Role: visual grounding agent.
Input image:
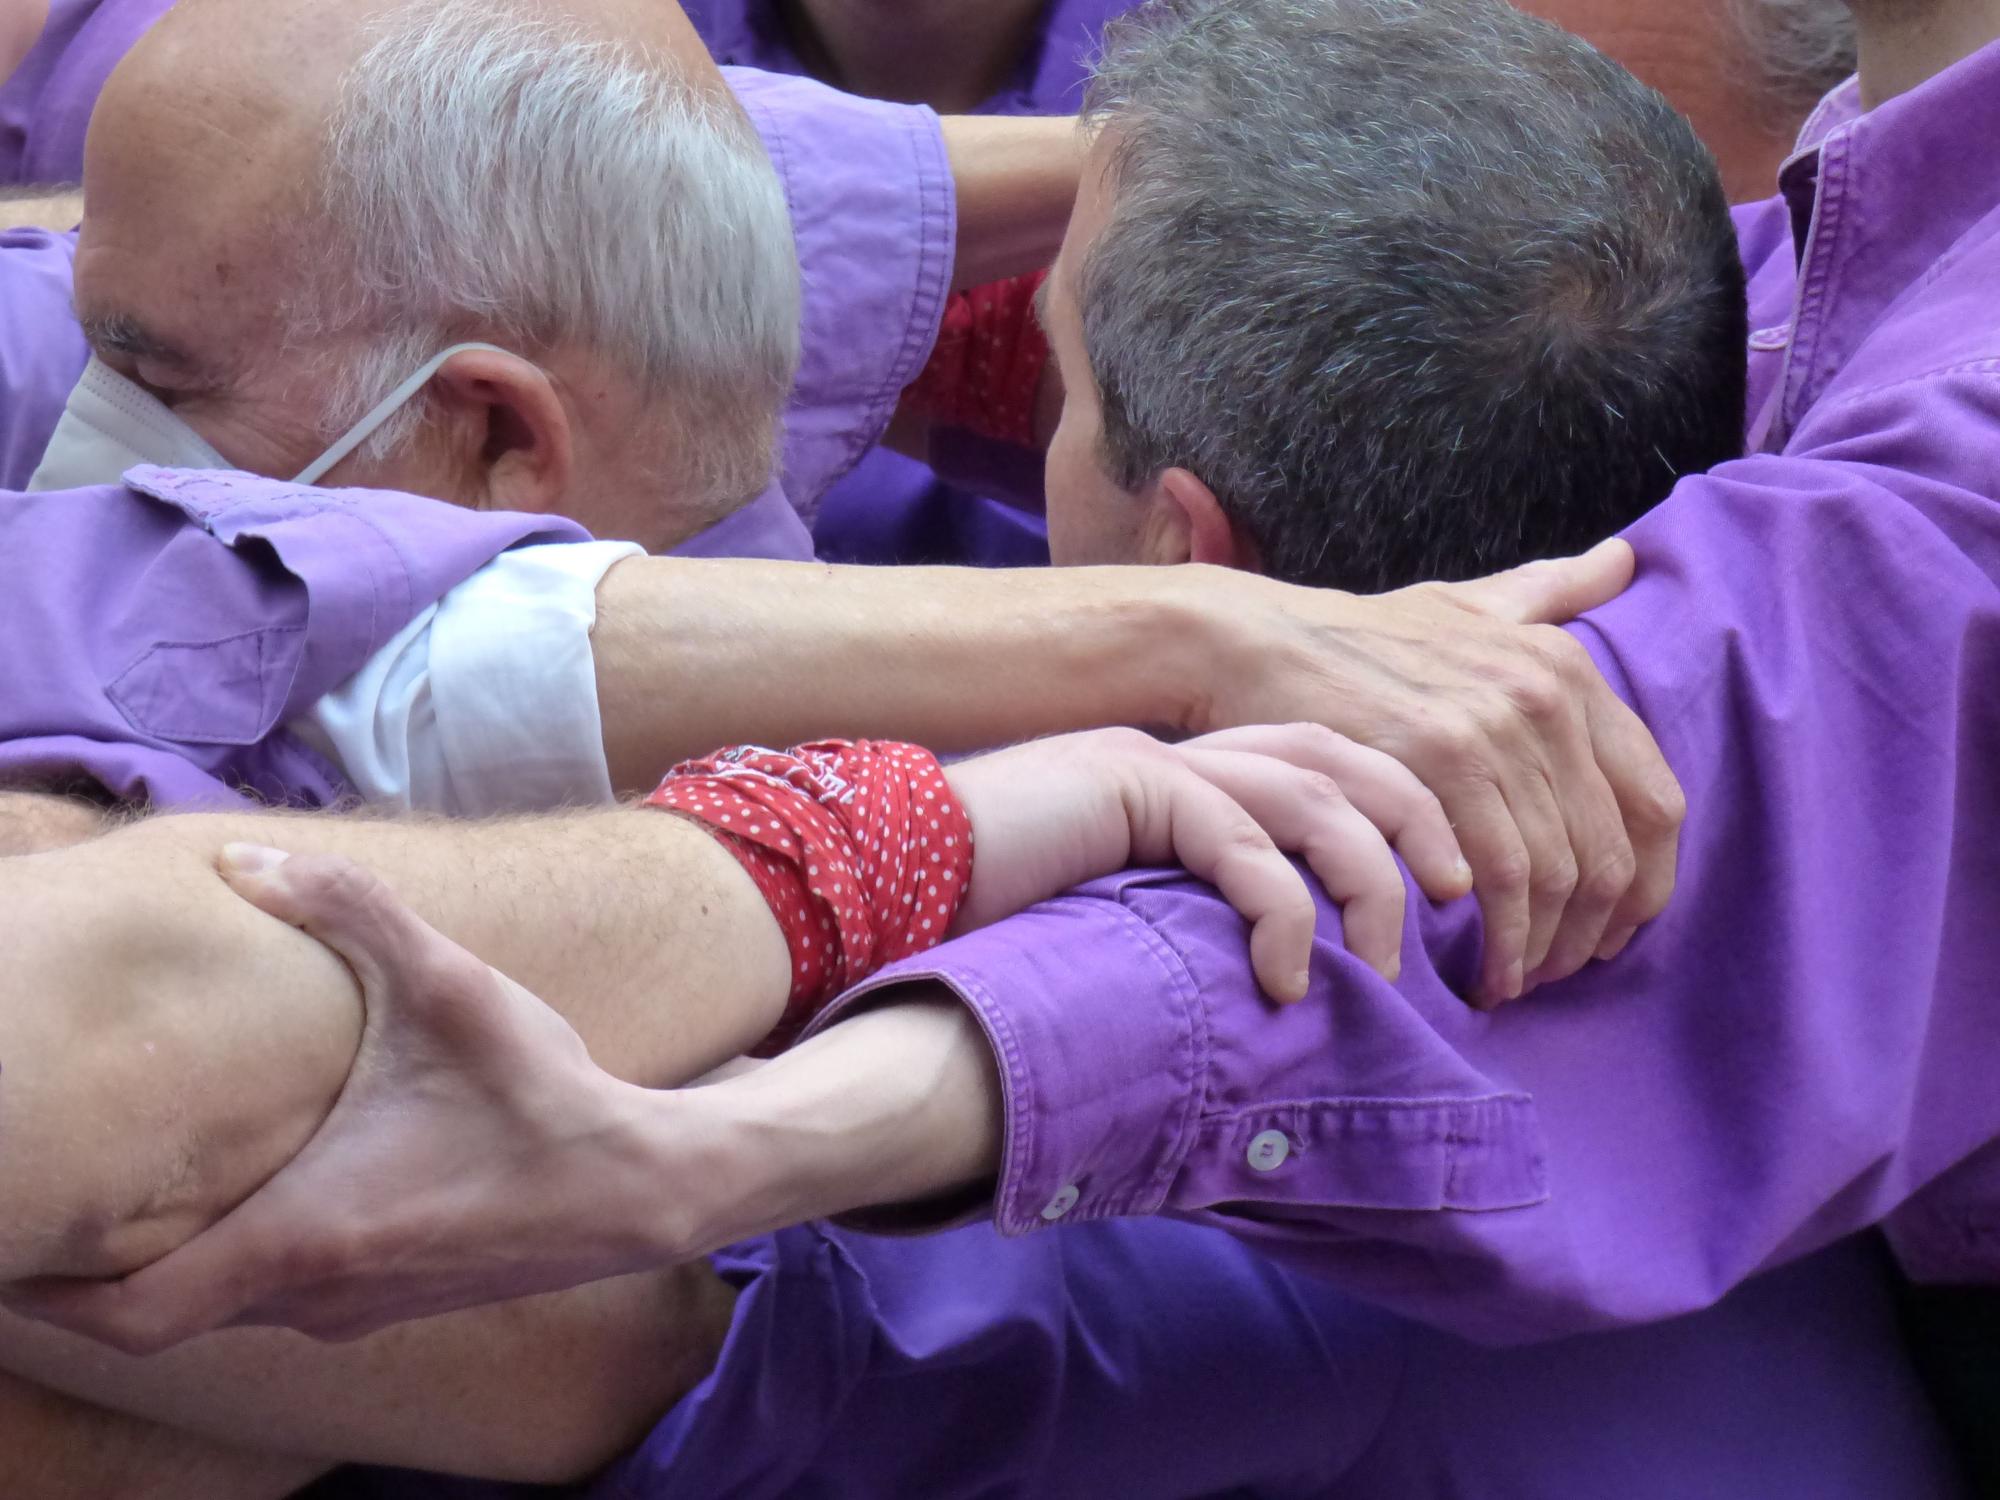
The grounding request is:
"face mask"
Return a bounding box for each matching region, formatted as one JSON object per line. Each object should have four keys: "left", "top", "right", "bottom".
{"left": 28, "top": 341, "right": 512, "bottom": 493}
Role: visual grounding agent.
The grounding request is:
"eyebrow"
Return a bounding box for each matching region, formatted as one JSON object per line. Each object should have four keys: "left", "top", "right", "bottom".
{"left": 74, "top": 309, "right": 201, "bottom": 372}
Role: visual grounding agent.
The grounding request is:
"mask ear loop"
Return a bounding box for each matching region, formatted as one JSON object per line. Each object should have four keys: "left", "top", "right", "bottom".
{"left": 293, "top": 341, "right": 514, "bottom": 486}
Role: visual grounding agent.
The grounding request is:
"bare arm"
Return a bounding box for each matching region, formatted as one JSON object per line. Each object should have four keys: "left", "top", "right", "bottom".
{"left": 940, "top": 114, "right": 1081, "bottom": 288}
{"left": 0, "top": 804, "right": 788, "bottom": 1282}
{"left": 590, "top": 546, "right": 1684, "bottom": 1001}
{"left": 0, "top": 1267, "right": 735, "bottom": 1484}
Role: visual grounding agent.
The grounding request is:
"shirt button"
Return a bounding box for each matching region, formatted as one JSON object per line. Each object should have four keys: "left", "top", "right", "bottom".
{"left": 1040, "top": 1185, "right": 1081, "bottom": 1221}
{"left": 1247, "top": 1130, "right": 1291, "bottom": 1172}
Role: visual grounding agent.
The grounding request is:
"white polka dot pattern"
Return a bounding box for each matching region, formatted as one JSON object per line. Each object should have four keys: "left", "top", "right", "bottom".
{"left": 645, "top": 741, "right": 974, "bottom": 1051}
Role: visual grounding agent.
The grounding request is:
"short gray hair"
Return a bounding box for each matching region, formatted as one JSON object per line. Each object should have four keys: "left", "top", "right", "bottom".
{"left": 1078, "top": 0, "right": 1746, "bottom": 591}
{"left": 1728, "top": 0, "right": 1857, "bottom": 122}
{"left": 289, "top": 0, "right": 799, "bottom": 516}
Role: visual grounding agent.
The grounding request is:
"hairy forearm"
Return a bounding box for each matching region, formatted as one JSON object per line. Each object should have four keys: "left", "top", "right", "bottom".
{"left": 0, "top": 1267, "right": 734, "bottom": 1483}
{"left": 941, "top": 114, "right": 1081, "bottom": 287}
{"left": 592, "top": 556, "right": 1212, "bottom": 792}
{"left": 0, "top": 807, "right": 786, "bottom": 1280}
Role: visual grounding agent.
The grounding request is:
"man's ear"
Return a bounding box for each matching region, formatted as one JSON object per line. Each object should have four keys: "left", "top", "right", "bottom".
{"left": 1139, "top": 466, "right": 1250, "bottom": 569}
{"left": 425, "top": 348, "right": 575, "bottom": 514}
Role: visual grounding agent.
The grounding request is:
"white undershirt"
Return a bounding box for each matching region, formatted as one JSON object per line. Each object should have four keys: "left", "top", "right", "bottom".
{"left": 288, "top": 541, "right": 643, "bottom": 815}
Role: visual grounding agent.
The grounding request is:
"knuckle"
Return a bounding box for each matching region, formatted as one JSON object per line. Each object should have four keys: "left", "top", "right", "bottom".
{"left": 1635, "top": 775, "right": 1688, "bottom": 832}
{"left": 1484, "top": 847, "right": 1534, "bottom": 895}
{"left": 1295, "top": 770, "right": 1350, "bottom": 808}
{"left": 1579, "top": 843, "right": 1638, "bottom": 904}
{"left": 1530, "top": 854, "right": 1580, "bottom": 899}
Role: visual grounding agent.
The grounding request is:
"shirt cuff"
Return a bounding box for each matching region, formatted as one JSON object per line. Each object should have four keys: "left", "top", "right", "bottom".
{"left": 806, "top": 895, "right": 1204, "bottom": 1237}
{"left": 427, "top": 540, "right": 641, "bottom": 814}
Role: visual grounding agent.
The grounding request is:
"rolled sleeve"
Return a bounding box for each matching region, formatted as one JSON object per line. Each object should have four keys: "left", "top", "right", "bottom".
{"left": 824, "top": 869, "right": 1547, "bottom": 1250}
{"left": 725, "top": 66, "right": 954, "bottom": 515}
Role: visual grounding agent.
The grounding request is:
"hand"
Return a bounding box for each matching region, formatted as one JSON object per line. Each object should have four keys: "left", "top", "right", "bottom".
{"left": 1189, "top": 539, "right": 1684, "bottom": 1005}
{"left": 1, "top": 847, "right": 695, "bottom": 1353}
{"left": 946, "top": 723, "right": 1466, "bottom": 999}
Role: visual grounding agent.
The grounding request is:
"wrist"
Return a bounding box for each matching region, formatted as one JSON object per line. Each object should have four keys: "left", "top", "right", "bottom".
{"left": 677, "top": 996, "right": 1003, "bottom": 1245}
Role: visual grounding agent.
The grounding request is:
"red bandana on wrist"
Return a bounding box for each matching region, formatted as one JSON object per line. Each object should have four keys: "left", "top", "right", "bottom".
{"left": 901, "top": 268, "right": 1051, "bottom": 447}
{"left": 646, "top": 740, "right": 974, "bottom": 1050}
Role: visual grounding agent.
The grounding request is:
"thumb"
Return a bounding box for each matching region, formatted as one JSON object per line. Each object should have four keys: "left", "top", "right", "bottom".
{"left": 1439, "top": 537, "right": 1636, "bottom": 625}
{"left": 217, "top": 846, "right": 425, "bottom": 997}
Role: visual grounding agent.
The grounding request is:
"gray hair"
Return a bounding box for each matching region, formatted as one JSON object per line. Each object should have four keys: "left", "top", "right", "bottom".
{"left": 1728, "top": 0, "right": 1857, "bottom": 122}
{"left": 1078, "top": 0, "right": 1746, "bottom": 591}
{"left": 288, "top": 0, "right": 800, "bottom": 516}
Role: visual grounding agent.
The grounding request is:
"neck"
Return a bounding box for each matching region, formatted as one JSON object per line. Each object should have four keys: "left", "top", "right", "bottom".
{"left": 1853, "top": 0, "right": 2000, "bottom": 107}
{"left": 779, "top": 0, "right": 1048, "bottom": 112}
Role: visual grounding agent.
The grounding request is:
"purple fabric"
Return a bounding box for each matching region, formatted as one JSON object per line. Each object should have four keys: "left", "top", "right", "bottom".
{"left": 320, "top": 1225, "right": 1955, "bottom": 1499}
{"left": 0, "top": 466, "right": 583, "bottom": 808}
{"left": 0, "top": 0, "right": 172, "bottom": 185}
{"left": 0, "top": 228, "right": 84, "bottom": 490}
{"left": 722, "top": 66, "right": 954, "bottom": 537}
{"left": 822, "top": 40, "right": 2000, "bottom": 1347}
{"left": 692, "top": 0, "right": 1140, "bottom": 567}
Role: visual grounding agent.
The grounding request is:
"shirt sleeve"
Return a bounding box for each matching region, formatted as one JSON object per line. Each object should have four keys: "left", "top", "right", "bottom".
{"left": 814, "top": 366, "right": 2000, "bottom": 1346}
{"left": 723, "top": 65, "right": 954, "bottom": 519}
{"left": 0, "top": 227, "right": 87, "bottom": 491}
{"left": 289, "top": 540, "right": 641, "bottom": 816}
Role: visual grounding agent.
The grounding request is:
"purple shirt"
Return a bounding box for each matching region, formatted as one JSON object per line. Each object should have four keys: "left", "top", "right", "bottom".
{"left": 0, "top": 51, "right": 950, "bottom": 563}
{"left": 327, "top": 1225, "right": 1954, "bottom": 1500}
{"left": 0, "top": 0, "right": 171, "bottom": 185}
{"left": 825, "top": 39, "right": 2000, "bottom": 1346}
{"left": 0, "top": 466, "right": 583, "bottom": 807}
{"left": 691, "top": 0, "right": 1138, "bottom": 568}
{"left": 0, "top": 227, "right": 82, "bottom": 491}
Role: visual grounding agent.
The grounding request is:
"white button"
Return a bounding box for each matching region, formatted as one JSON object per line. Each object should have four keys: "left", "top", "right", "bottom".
{"left": 1247, "top": 1130, "right": 1291, "bottom": 1172}
{"left": 1040, "top": 1185, "right": 1081, "bottom": 1221}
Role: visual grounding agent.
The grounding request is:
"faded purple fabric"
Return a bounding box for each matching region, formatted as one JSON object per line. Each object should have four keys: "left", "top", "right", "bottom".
{"left": 0, "top": 227, "right": 83, "bottom": 490}
{"left": 824, "top": 39, "right": 2000, "bottom": 1346}
{"left": 0, "top": 0, "right": 171, "bottom": 185}
{"left": 321, "top": 1224, "right": 1956, "bottom": 1499}
{"left": 0, "top": 466, "right": 583, "bottom": 807}
{"left": 692, "top": 0, "right": 1139, "bottom": 567}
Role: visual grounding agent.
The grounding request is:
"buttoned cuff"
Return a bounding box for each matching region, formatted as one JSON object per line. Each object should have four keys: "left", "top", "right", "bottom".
{"left": 806, "top": 895, "right": 1203, "bottom": 1237}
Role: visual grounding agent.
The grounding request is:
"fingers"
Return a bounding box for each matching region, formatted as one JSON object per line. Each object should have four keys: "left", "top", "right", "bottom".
{"left": 1175, "top": 746, "right": 1407, "bottom": 980}
{"left": 217, "top": 844, "right": 417, "bottom": 997}
{"left": 1428, "top": 773, "right": 1532, "bottom": 1005}
{"left": 1441, "top": 538, "right": 1636, "bottom": 625}
{"left": 1136, "top": 764, "right": 1319, "bottom": 1002}
{"left": 1586, "top": 686, "right": 1685, "bottom": 952}
{"left": 1182, "top": 724, "right": 1469, "bottom": 903}
{"left": 0, "top": 1199, "right": 293, "bottom": 1355}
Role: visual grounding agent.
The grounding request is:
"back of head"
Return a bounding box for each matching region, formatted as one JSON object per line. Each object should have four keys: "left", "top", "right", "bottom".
{"left": 1080, "top": 0, "right": 1747, "bottom": 591}
{"left": 290, "top": 0, "right": 800, "bottom": 515}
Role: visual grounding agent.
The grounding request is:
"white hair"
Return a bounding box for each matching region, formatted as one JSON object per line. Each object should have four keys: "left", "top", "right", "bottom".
{"left": 289, "top": 0, "right": 799, "bottom": 514}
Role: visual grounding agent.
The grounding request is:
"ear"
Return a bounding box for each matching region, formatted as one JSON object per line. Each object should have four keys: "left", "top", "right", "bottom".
{"left": 425, "top": 348, "right": 575, "bottom": 515}
{"left": 1139, "top": 466, "right": 1251, "bottom": 570}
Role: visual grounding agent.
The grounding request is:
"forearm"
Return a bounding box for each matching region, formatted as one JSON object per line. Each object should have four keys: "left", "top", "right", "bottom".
{"left": 592, "top": 555, "right": 1214, "bottom": 791}
{"left": 940, "top": 114, "right": 1081, "bottom": 287}
{"left": 0, "top": 1266, "right": 734, "bottom": 1483}
{"left": 0, "top": 807, "right": 787, "bottom": 1280}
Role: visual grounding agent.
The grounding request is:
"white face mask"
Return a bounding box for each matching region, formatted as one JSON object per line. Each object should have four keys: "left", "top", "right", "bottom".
{"left": 27, "top": 341, "right": 512, "bottom": 493}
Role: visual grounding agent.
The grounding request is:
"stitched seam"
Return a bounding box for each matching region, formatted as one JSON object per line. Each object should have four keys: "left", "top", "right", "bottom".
{"left": 835, "top": 107, "right": 953, "bottom": 485}
{"left": 1093, "top": 895, "right": 1208, "bottom": 1219}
